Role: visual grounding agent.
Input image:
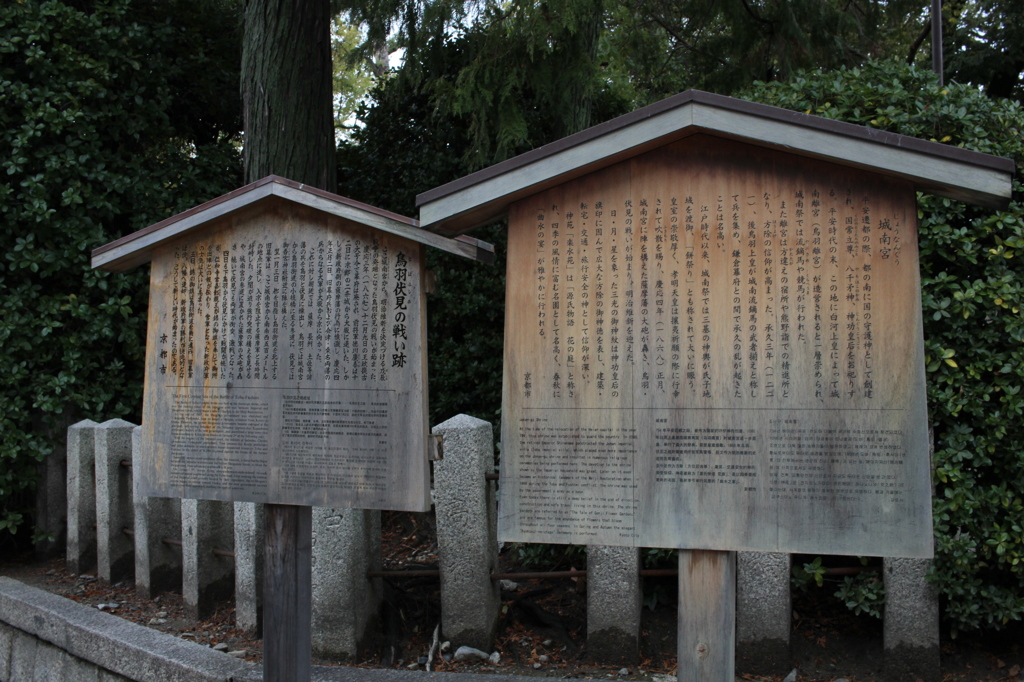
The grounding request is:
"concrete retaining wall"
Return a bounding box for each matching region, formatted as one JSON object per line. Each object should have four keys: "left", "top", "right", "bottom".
{"left": 0, "top": 577, "right": 255, "bottom": 682}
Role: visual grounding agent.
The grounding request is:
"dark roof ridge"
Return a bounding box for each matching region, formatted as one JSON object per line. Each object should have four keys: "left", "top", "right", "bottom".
{"left": 416, "top": 89, "right": 1015, "bottom": 208}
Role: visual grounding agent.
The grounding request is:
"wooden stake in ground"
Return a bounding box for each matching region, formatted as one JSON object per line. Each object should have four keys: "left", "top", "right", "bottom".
{"left": 263, "top": 505, "right": 312, "bottom": 681}
{"left": 677, "top": 550, "right": 736, "bottom": 682}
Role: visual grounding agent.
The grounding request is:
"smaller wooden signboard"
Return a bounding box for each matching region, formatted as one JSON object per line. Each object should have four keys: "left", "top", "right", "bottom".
{"left": 92, "top": 176, "right": 493, "bottom": 512}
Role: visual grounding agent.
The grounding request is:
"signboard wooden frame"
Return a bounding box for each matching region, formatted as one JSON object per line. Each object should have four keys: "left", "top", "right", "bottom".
{"left": 93, "top": 176, "right": 494, "bottom": 512}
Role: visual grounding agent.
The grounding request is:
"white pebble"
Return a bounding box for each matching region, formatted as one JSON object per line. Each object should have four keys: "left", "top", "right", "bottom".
{"left": 454, "top": 646, "right": 491, "bottom": 662}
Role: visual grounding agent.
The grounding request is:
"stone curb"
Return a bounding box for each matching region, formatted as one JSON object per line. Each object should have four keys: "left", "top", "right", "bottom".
{"left": 0, "top": 577, "right": 255, "bottom": 681}
{"left": 1, "top": 577, "right": 594, "bottom": 682}
{"left": 239, "top": 668, "right": 568, "bottom": 682}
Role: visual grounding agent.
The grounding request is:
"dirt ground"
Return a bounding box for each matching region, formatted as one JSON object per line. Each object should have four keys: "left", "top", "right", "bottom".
{"left": 2, "top": 511, "right": 1021, "bottom": 682}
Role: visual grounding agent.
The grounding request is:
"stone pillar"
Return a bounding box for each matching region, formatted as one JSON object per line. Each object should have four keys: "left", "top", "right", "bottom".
{"left": 586, "top": 546, "right": 641, "bottom": 664}
{"left": 66, "top": 420, "right": 99, "bottom": 574}
{"left": 132, "top": 426, "right": 182, "bottom": 598}
{"left": 883, "top": 557, "right": 940, "bottom": 682}
{"left": 94, "top": 419, "right": 136, "bottom": 584}
{"left": 736, "top": 551, "right": 791, "bottom": 674}
{"left": 311, "top": 508, "right": 382, "bottom": 661}
{"left": 234, "top": 501, "right": 264, "bottom": 634}
{"left": 432, "top": 414, "right": 500, "bottom": 650}
{"left": 181, "top": 499, "right": 235, "bottom": 620}
{"left": 34, "top": 412, "right": 75, "bottom": 560}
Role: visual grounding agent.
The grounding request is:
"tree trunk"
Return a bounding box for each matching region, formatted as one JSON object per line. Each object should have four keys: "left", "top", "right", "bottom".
{"left": 242, "top": 0, "right": 336, "bottom": 190}
{"left": 563, "top": 0, "right": 604, "bottom": 138}
{"left": 239, "top": 3, "right": 334, "bottom": 677}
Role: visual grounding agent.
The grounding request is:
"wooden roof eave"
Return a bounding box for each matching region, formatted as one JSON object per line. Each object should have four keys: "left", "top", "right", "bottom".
{"left": 91, "top": 176, "right": 495, "bottom": 273}
{"left": 415, "top": 92, "right": 1015, "bottom": 236}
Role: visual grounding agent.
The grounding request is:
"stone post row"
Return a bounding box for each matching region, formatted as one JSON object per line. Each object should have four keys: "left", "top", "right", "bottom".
{"left": 883, "top": 557, "right": 940, "bottom": 682}
{"left": 432, "top": 414, "right": 500, "bottom": 651}
{"left": 587, "top": 545, "right": 642, "bottom": 664}
{"left": 311, "top": 508, "right": 382, "bottom": 661}
{"left": 736, "top": 551, "right": 791, "bottom": 674}
{"left": 64, "top": 417, "right": 939, "bottom": 678}
{"left": 234, "top": 502, "right": 264, "bottom": 634}
{"left": 132, "top": 426, "right": 182, "bottom": 599}
{"left": 66, "top": 420, "right": 99, "bottom": 575}
{"left": 182, "top": 499, "right": 235, "bottom": 620}
{"left": 94, "top": 419, "right": 135, "bottom": 584}
{"left": 34, "top": 412, "right": 77, "bottom": 560}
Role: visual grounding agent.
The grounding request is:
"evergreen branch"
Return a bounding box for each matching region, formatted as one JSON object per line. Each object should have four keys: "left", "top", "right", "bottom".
{"left": 738, "top": 0, "right": 772, "bottom": 27}
{"left": 906, "top": 16, "right": 931, "bottom": 64}
{"left": 647, "top": 13, "right": 729, "bottom": 68}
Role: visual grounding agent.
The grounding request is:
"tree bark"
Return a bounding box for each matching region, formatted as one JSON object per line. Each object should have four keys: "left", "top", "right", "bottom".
{"left": 240, "top": 3, "right": 333, "bottom": 677}
{"left": 242, "top": 0, "right": 336, "bottom": 190}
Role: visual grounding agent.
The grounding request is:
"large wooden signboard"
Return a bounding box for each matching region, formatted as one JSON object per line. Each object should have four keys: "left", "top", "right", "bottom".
{"left": 499, "top": 135, "right": 933, "bottom": 557}
{"left": 139, "top": 200, "right": 430, "bottom": 511}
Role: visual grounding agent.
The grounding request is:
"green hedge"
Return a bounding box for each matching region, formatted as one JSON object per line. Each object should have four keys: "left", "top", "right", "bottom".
{"left": 0, "top": 0, "right": 243, "bottom": 540}
{"left": 743, "top": 60, "right": 1024, "bottom": 634}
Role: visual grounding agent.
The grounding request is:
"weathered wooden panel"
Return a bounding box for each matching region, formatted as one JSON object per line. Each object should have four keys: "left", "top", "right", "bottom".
{"left": 141, "top": 199, "right": 430, "bottom": 511}
{"left": 498, "top": 134, "right": 932, "bottom": 557}
{"left": 264, "top": 504, "right": 312, "bottom": 681}
{"left": 678, "top": 550, "right": 736, "bottom": 682}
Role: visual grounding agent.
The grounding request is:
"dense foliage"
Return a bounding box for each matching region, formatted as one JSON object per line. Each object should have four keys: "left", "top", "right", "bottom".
{"left": 336, "top": 0, "right": 1024, "bottom": 161}
{"left": 338, "top": 52, "right": 508, "bottom": 428}
{"left": 0, "top": 0, "right": 243, "bottom": 541}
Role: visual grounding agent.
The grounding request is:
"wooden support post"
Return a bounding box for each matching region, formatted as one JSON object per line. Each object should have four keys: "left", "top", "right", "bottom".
{"left": 263, "top": 504, "right": 312, "bottom": 681}
{"left": 678, "top": 550, "right": 736, "bottom": 682}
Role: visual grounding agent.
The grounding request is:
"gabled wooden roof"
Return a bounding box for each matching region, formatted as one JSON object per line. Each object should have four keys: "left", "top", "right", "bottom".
{"left": 416, "top": 89, "right": 1015, "bottom": 236}
{"left": 92, "top": 175, "right": 495, "bottom": 272}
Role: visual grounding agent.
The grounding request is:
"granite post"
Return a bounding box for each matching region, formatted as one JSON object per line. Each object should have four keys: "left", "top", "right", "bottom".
{"left": 311, "top": 508, "right": 382, "bottom": 661}
{"left": 181, "top": 499, "right": 235, "bottom": 620}
{"left": 94, "top": 419, "right": 136, "bottom": 584}
{"left": 234, "top": 501, "right": 264, "bottom": 634}
{"left": 66, "top": 420, "right": 99, "bottom": 574}
{"left": 34, "top": 412, "right": 75, "bottom": 560}
{"left": 736, "top": 551, "right": 791, "bottom": 674}
{"left": 883, "top": 557, "right": 940, "bottom": 682}
{"left": 432, "top": 414, "right": 500, "bottom": 650}
{"left": 586, "top": 545, "right": 642, "bottom": 664}
{"left": 884, "top": 426, "right": 939, "bottom": 681}
{"left": 132, "top": 426, "right": 182, "bottom": 598}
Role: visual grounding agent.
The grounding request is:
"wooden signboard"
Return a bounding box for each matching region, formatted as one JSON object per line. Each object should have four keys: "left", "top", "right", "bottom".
{"left": 95, "top": 178, "right": 493, "bottom": 512}
{"left": 94, "top": 177, "right": 495, "bottom": 682}
{"left": 499, "top": 135, "right": 932, "bottom": 557}
{"left": 137, "top": 199, "right": 430, "bottom": 510}
{"left": 417, "top": 90, "right": 1012, "bottom": 680}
